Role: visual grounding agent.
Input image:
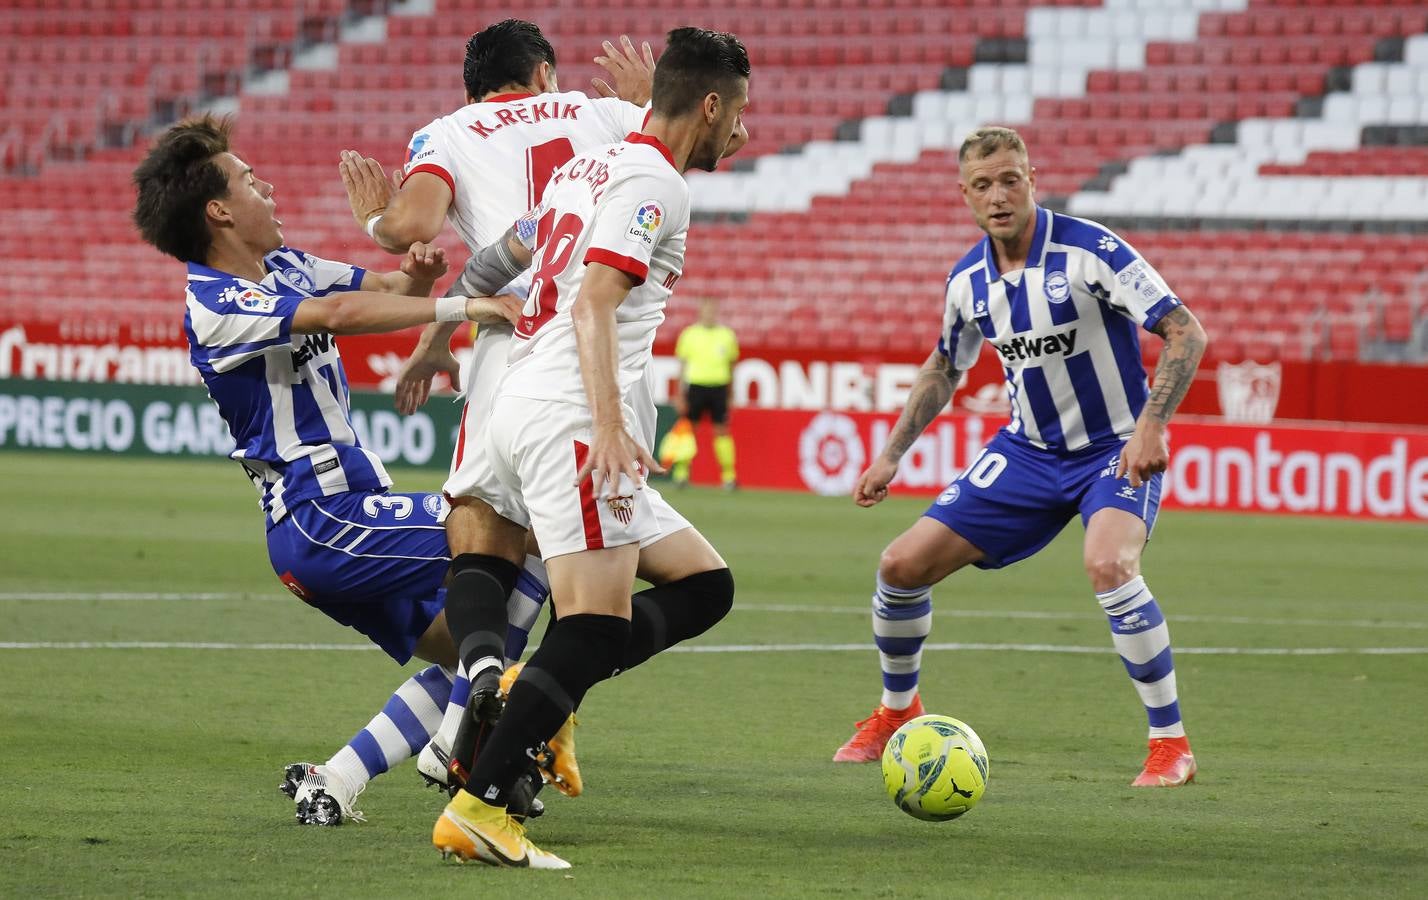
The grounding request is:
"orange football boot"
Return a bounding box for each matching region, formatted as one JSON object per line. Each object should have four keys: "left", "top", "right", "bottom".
{"left": 832, "top": 696, "right": 925, "bottom": 763}
{"left": 500, "top": 663, "right": 583, "bottom": 797}
{"left": 1132, "top": 736, "right": 1197, "bottom": 787}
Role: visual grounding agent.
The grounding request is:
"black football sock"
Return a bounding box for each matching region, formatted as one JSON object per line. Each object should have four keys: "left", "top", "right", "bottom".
{"left": 623, "top": 568, "right": 735, "bottom": 671}
{"left": 444, "top": 553, "right": 519, "bottom": 679}
{"left": 465, "top": 613, "right": 630, "bottom": 806}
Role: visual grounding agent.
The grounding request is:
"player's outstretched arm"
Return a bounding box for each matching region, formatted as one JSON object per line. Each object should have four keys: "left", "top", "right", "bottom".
{"left": 291, "top": 290, "right": 520, "bottom": 337}
{"left": 1118, "top": 306, "right": 1208, "bottom": 487}
{"left": 393, "top": 229, "right": 535, "bottom": 414}
{"left": 340, "top": 149, "right": 450, "bottom": 254}
{"left": 854, "top": 349, "right": 960, "bottom": 507}
{"left": 572, "top": 263, "right": 665, "bottom": 496}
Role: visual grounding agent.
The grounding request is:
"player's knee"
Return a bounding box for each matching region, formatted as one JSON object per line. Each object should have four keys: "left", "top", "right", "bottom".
{"left": 879, "top": 546, "right": 930, "bottom": 590}
{"left": 1084, "top": 554, "right": 1139, "bottom": 593}
{"left": 685, "top": 566, "right": 735, "bottom": 627}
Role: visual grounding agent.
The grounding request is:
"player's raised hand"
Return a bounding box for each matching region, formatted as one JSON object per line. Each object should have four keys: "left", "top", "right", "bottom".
{"left": 577, "top": 422, "right": 666, "bottom": 499}
{"left": 339, "top": 149, "right": 396, "bottom": 232}
{"left": 592, "top": 36, "right": 656, "bottom": 105}
{"left": 394, "top": 343, "right": 461, "bottom": 415}
{"left": 401, "top": 242, "right": 448, "bottom": 283}
{"left": 1116, "top": 423, "right": 1170, "bottom": 489}
{"left": 854, "top": 456, "right": 900, "bottom": 507}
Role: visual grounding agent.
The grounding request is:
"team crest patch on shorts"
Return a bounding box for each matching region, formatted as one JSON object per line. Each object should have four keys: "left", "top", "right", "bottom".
{"left": 423, "top": 493, "right": 446, "bottom": 518}
{"left": 936, "top": 484, "right": 961, "bottom": 506}
{"left": 607, "top": 495, "right": 635, "bottom": 525}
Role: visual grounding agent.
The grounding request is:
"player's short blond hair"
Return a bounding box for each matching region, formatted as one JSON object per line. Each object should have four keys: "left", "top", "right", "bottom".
{"left": 958, "top": 127, "right": 1029, "bottom": 165}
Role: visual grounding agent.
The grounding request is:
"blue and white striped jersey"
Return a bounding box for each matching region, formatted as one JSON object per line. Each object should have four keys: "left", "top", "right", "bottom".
{"left": 184, "top": 247, "right": 391, "bottom": 527}
{"left": 939, "top": 207, "right": 1182, "bottom": 453}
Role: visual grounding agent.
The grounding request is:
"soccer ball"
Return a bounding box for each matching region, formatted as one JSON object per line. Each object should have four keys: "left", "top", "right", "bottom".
{"left": 881, "top": 715, "right": 989, "bottom": 821}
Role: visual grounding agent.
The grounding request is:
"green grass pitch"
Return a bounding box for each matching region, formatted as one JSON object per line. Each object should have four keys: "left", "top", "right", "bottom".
{"left": 2, "top": 452, "right": 1426, "bottom": 897}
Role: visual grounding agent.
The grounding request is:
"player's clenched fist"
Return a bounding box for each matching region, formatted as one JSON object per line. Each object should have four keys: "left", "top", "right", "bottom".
{"left": 1116, "top": 424, "right": 1170, "bottom": 489}
{"left": 401, "top": 242, "right": 448, "bottom": 283}
{"left": 854, "top": 456, "right": 900, "bottom": 507}
{"left": 465, "top": 294, "right": 523, "bottom": 326}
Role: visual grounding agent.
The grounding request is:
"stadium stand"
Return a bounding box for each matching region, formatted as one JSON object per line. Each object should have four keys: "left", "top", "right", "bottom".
{"left": 1, "top": 0, "right": 1424, "bottom": 365}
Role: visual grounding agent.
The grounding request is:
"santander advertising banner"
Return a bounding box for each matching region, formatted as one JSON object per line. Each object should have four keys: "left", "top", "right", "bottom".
{"left": 682, "top": 409, "right": 1428, "bottom": 523}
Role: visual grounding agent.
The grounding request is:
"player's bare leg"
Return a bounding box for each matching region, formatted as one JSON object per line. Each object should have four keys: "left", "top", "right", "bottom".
{"left": 835, "top": 518, "right": 985, "bottom": 762}
{"left": 411, "top": 610, "right": 458, "bottom": 667}
{"left": 1084, "top": 508, "right": 1195, "bottom": 786}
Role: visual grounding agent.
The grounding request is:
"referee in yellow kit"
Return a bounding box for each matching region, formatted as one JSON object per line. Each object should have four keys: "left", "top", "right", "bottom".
{"left": 674, "top": 298, "right": 740, "bottom": 489}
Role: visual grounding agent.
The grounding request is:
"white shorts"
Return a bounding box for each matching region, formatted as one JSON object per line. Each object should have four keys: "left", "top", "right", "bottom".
{"left": 480, "top": 395, "right": 691, "bottom": 560}
{"left": 442, "top": 324, "right": 525, "bottom": 521}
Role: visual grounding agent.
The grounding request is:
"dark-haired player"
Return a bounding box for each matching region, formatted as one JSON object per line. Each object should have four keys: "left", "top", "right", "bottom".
{"left": 429, "top": 26, "right": 750, "bottom": 869}
{"left": 131, "top": 116, "right": 521, "bottom": 825}
{"left": 336, "top": 20, "right": 743, "bottom": 800}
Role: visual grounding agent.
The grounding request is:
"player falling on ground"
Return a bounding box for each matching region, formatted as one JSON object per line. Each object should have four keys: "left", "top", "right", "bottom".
{"left": 131, "top": 116, "right": 525, "bottom": 824}
{"left": 333, "top": 20, "right": 665, "bottom": 800}
{"left": 834, "top": 127, "right": 1207, "bottom": 788}
{"left": 427, "top": 27, "right": 750, "bottom": 868}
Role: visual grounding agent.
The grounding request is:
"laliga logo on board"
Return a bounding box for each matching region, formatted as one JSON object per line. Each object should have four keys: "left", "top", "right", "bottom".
{"left": 798, "top": 412, "right": 865, "bottom": 495}
{"left": 1216, "top": 361, "right": 1281, "bottom": 424}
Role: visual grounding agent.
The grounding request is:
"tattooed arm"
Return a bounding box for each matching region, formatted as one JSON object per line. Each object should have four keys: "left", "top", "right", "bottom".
{"left": 854, "top": 349, "right": 961, "bottom": 507}
{"left": 1117, "top": 306, "right": 1208, "bottom": 488}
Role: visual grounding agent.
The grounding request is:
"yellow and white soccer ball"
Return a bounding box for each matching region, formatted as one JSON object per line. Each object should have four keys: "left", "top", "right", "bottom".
{"left": 881, "top": 715, "right": 989, "bottom": 821}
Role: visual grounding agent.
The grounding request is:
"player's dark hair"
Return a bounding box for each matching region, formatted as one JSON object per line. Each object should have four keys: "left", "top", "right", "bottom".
{"left": 959, "top": 126, "right": 1028, "bottom": 164}
{"left": 463, "top": 19, "right": 556, "bottom": 99}
{"left": 132, "top": 115, "right": 233, "bottom": 263}
{"left": 651, "top": 27, "right": 750, "bottom": 118}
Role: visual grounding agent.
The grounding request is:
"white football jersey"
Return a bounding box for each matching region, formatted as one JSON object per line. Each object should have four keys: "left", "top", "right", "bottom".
{"left": 499, "top": 134, "right": 689, "bottom": 409}
{"left": 402, "top": 90, "right": 649, "bottom": 271}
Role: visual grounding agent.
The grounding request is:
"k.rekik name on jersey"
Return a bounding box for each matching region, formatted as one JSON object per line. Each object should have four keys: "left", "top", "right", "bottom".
{"left": 995, "top": 328, "right": 1078, "bottom": 362}
{"left": 467, "top": 101, "right": 580, "bottom": 139}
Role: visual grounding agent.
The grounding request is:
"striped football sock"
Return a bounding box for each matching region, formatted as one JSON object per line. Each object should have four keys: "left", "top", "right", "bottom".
{"left": 505, "top": 555, "right": 549, "bottom": 666}
{"left": 325, "top": 664, "right": 452, "bottom": 789}
{"left": 431, "top": 555, "right": 550, "bottom": 754}
{"left": 872, "top": 577, "right": 932, "bottom": 711}
{"left": 1097, "top": 576, "right": 1185, "bottom": 740}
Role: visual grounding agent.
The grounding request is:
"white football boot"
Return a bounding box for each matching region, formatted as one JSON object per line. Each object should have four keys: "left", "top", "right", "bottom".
{"left": 279, "top": 763, "right": 365, "bottom": 825}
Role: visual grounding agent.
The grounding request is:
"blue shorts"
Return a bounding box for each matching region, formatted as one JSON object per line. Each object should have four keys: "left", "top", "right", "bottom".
{"left": 267, "top": 490, "right": 451, "bottom": 663}
{"left": 923, "top": 432, "right": 1162, "bottom": 570}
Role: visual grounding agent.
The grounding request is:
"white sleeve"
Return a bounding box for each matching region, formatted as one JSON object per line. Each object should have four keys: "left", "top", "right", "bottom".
{"left": 400, "top": 121, "right": 455, "bottom": 194}
{"left": 1090, "top": 230, "right": 1183, "bottom": 332}
{"left": 581, "top": 170, "right": 683, "bottom": 286}
{"left": 277, "top": 248, "right": 364, "bottom": 295}
{"left": 187, "top": 286, "right": 304, "bottom": 373}
{"left": 938, "top": 280, "right": 983, "bottom": 371}
{"left": 587, "top": 97, "right": 650, "bottom": 143}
